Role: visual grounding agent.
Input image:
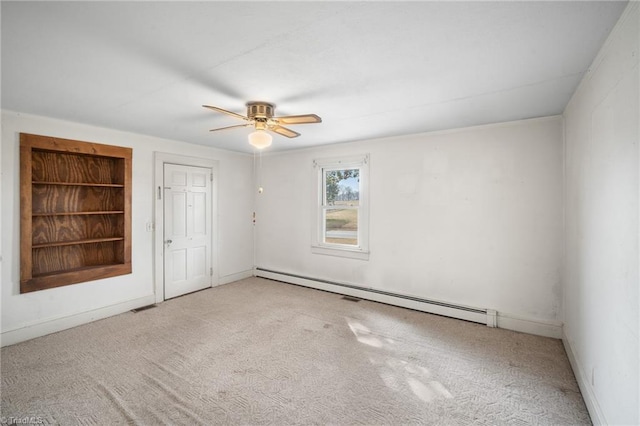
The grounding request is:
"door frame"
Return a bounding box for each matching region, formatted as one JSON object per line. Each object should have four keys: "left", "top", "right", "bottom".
{"left": 154, "top": 152, "right": 219, "bottom": 303}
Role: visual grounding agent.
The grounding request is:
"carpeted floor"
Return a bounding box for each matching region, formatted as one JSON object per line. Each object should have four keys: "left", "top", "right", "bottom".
{"left": 1, "top": 277, "right": 590, "bottom": 425}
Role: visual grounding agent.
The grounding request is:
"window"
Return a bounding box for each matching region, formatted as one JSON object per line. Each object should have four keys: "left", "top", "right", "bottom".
{"left": 312, "top": 154, "right": 369, "bottom": 260}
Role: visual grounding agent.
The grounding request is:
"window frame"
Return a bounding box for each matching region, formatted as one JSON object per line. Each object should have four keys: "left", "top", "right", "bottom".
{"left": 311, "top": 154, "right": 370, "bottom": 260}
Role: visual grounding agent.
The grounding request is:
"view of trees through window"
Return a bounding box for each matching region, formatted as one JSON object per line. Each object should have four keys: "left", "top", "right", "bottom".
{"left": 324, "top": 168, "right": 359, "bottom": 246}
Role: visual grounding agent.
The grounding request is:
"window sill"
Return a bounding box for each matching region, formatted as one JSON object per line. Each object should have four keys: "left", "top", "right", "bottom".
{"left": 311, "top": 245, "right": 370, "bottom": 260}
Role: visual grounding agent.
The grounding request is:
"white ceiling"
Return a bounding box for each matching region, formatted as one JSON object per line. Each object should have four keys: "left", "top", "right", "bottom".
{"left": 2, "top": 1, "right": 627, "bottom": 153}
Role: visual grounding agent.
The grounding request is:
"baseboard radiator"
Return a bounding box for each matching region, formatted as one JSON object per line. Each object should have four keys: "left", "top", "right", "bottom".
{"left": 255, "top": 267, "right": 497, "bottom": 327}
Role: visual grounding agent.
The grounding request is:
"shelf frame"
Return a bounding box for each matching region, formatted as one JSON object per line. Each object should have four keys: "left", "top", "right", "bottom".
{"left": 20, "top": 133, "right": 132, "bottom": 293}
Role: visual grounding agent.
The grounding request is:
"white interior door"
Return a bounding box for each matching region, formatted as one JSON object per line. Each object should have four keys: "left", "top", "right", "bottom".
{"left": 164, "top": 163, "right": 212, "bottom": 299}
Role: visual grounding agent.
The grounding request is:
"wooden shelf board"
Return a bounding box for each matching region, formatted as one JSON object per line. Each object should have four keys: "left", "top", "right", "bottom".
{"left": 32, "top": 211, "right": 124, "bottom": 217}
{"left": 31, "top": 263, "right": 127, "bottom": 279}
{"left": 33, "top": 237, "right": 124, "bottom": 249}
{"left": 32, "top": 181, "right": 124, "bottom": 187}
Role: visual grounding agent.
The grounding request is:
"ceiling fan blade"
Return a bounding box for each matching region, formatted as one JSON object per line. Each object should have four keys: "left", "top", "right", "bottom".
{"left": 270, "top": 125, "right": 301, "bottom": 138}
{"left": 203, "top": 105, "right": 248, "bottom": 121}
{"left": 275, "top": 114, "right": 322, "bottom": 125}
{"left": 209, "top": 123, "right": 252, "bottom": 133}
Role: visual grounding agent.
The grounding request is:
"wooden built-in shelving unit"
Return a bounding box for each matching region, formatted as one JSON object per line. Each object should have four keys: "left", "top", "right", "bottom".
{"left": 20, "top": 133, "right": 132, "bottom": 293}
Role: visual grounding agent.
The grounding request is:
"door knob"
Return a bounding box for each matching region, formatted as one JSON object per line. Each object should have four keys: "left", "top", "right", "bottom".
{"left": 165, "top": 239, "right": 173, "bottom": 245}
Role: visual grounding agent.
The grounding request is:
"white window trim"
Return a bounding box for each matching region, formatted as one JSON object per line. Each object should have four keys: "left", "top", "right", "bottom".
{"left": 311, "top": 154, "right": 370, "bottom": 260}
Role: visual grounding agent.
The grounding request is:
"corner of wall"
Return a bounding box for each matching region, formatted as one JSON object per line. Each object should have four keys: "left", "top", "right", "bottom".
{"left": 562, "top": 330, "right": 606, "bottom": 425}
{"left": 560, "top": 112, "right": 567, "bottom": 328}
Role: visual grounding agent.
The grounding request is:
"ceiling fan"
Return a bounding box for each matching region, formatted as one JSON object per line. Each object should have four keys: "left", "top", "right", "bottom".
{"left": 203, "top": 101, "right": 322, "bottom": 148}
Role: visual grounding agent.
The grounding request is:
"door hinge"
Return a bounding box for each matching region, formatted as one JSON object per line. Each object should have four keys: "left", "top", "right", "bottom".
{"left": 210, "top": 173, "right": 213, "bottom": 182}
{"left": 210, "top": 267, "right": 213, "bottom": 276}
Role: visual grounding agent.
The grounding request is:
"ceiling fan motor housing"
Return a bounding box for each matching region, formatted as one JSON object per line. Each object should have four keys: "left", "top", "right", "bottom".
{"left": 247, "top": 102, "right": 275, "bottom": 120}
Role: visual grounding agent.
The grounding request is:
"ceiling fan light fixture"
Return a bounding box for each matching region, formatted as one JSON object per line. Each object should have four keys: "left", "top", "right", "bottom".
{"left": 204, "top": 101, "right": 321, "bottom": 147}
{"left": 248, "top": 130, "right": 272, "bottom": 149}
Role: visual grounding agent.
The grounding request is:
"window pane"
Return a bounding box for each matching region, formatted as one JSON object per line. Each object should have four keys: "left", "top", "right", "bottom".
{"left": 325, "top": 208, "right": 358, "bottom": 246}
{"left": 323, "top": 168, "right": 360, "bottom": 246}
{"left": 324, "top": 169, "right": 359, "bottom": 206}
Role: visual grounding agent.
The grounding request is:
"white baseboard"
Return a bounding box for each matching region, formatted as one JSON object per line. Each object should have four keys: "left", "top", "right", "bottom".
{"left": 255, "top": 267, "right": 562, "bottom": 339}
{"left": 562, "top": 332, "right": 606, "bottom": 425}
{"left": 497, "top": 312, "right": 563, "bottom": 339}
{"left": 218, "top": 269, "right": 254, "bottom": 286}
{"left": 256, "top": 268, "right": 488, "bottom": 325}
{"left": 1, "top": 294, "right": 156, "bottom": 347}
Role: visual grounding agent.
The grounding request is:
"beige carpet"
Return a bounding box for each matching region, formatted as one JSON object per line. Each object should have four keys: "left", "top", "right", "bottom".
{"left": 1, "top": 277, "right": 589, "bottom": 425}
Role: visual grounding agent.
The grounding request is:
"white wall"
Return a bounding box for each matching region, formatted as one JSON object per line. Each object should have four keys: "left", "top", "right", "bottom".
{"left": 255, "top": 116, "right": 564, "bottom": 332}
{"left": 1, "top": 110, "right": 254, "bottom": 345}
{"left": 563, "top": 3, "right": 639, "bottom": 425}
